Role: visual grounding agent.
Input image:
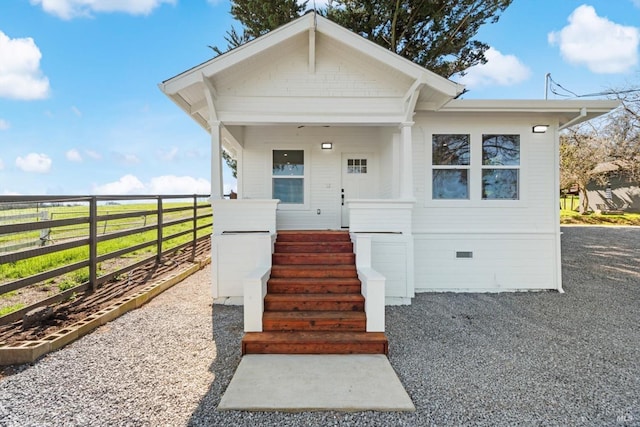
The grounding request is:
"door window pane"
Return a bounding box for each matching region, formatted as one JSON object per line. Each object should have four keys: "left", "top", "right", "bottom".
{"left": 347, "top": 158, "right": 367, "bottom": 174}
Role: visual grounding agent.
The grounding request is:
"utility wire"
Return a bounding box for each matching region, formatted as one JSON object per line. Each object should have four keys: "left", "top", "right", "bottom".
{"left": 547, "top": 74, "right": 640, "bottom": 99}
{"left": 548, "top": 75, "right": 579, "bottom": 97}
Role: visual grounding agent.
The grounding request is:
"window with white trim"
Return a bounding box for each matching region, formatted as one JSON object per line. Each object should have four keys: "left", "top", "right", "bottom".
{"left": 272, "top": 149, "right": 304, "bottom": 204}
{"left": 481, "top": 134, "right": 520, "bottom": 200}
{"left": 432, "top": 134, "right": 470, "bottom": 200}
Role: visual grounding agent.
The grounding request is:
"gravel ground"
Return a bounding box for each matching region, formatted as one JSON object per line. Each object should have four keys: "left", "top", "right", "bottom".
{"left": 1, "top": 226, "right": 639, "bottom": 426}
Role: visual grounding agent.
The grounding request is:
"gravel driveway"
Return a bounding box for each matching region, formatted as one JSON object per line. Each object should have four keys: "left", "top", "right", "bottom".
{"left": 1, "top": 226, "right": 639, "bottom": 426}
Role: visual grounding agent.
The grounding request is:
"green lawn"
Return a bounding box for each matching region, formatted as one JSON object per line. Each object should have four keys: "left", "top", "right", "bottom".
{"left": 1, "top": 202, "right": 212, "bottom": 282}
{"left": 560, "top": 209, "right": 640, "bottom": 226}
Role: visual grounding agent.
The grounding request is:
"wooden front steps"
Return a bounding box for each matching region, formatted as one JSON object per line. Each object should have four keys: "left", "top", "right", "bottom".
{"left": 241, "top": 230, "right": 388, "bottom": 355}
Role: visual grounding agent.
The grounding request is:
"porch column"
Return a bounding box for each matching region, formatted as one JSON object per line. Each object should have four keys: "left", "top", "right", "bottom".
{"left": 210, "top": 122, "right": 224, "bottom": 199}
{"left": 400, "top": 122, "right": 414, "bottom": 199}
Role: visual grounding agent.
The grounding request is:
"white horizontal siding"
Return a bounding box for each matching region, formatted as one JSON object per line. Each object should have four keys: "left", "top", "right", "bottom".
{"left": 348, "top": 201, "right": 413, "bottom": 234}
{"left": 414, "top": 233, "right": 558, "bottom": 291}
{"left": 213, "top": 31, "right": 410, "bottom": 99}
{"left": 355, "top": 233, "right": 414, "bottom": 303}
{"left": 212, "top": 200, "right": 278, "bottom": 234}
{"left": 412, "top": 114, "right": 559, "bottom": 233}
{"left": 213, "top": 233, "right": 273, "bottom": 299}
{"left": 371, "top": 241, "right": 407, "bottom": 298}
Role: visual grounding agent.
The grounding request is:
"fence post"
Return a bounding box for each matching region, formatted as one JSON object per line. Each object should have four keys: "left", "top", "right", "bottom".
{"left": 192, "top": 195, "right": 197, "bottom": 262}
{"left": 89, "top": 197, "right": 97, "bottom": 292}
{"left": 156, "top": 196, "right": 163, "bottom": 264}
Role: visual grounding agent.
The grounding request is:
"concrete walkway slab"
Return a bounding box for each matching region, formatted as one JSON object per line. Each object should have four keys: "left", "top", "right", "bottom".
{"left": 217, "top": 354, "right": 415, "bottom": 412}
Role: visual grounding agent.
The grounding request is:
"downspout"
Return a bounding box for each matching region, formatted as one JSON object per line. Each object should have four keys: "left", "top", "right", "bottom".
{"left": 553, "top": 122, "right": 564, "bottom": 293}
{"left": 555, "top": 108, "right": 587, "bottom": 293}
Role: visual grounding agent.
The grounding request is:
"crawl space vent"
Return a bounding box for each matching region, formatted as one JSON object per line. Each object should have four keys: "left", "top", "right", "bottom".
{"left": 456, "top": 251, "right": 473, "bottom": 259}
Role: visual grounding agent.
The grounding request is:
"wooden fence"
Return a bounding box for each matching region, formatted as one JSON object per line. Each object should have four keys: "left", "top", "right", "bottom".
{"left": 0, "top": 211, "right": 50, "bottom": 253}
{"left": 0, "top": 195, "right": 212, "bottom": 325}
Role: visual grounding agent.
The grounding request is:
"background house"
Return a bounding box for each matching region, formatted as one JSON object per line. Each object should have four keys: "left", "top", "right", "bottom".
{"left": 585, "top": 161, "right": 640, "bottom": 213}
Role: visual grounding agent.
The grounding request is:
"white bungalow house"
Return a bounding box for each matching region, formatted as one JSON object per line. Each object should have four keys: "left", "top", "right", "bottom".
{"left": 160, "top": 13, "right": 617, "bottom": 344}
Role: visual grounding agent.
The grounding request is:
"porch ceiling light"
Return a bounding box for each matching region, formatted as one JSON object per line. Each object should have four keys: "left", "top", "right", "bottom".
{"left": 321, "top": 142, "right": 333, "bottom": 150}
{"left": 532, "top": 125, "right": 549, "bottom": 133}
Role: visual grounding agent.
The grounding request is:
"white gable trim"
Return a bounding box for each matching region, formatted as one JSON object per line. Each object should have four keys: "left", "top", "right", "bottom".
{"left": 313, "top": 17, "right": 462, "bottom": 98}
{"left": 160, "top": 13, "right": 463, "bottom": 100}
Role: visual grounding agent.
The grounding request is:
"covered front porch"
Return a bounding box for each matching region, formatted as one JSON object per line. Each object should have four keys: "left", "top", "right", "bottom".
{"left": 209, "top": 122, "right": 417, "bottom": 310}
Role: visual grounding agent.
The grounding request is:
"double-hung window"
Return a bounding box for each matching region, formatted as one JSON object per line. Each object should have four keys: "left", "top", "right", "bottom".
{"left": 432, "top": 134, "right": 470, "bottom": 200}
{"left": 481, "top": 134, "right": 520, "bottom": 200}
{"left": 272, "top": 149, "right": 304, "bottom": 204}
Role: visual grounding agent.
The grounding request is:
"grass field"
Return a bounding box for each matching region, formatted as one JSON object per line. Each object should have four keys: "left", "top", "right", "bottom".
{"left": 0, "top": 202, "right": 212, "bottom": 283}
{"left": 560, "top": 209, "right": 640, "bottom": 226}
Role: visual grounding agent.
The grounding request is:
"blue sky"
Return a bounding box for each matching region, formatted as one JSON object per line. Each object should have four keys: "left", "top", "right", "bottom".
{"left": 0, "top": 0, "right": 638, "bottom": 196}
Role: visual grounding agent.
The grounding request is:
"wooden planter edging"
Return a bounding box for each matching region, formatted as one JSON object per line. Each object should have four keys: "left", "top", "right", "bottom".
{"left": 0, "top": 256, "right": 211, "bottom": 366}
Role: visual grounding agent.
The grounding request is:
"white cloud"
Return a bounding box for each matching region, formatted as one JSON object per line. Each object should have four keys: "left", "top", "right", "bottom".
{"left": 66, "top": 148, "right": 82, "bottom": 162}
{"left": 148, "top": 175, "right": 211, "bottom": 194}
{"left": 0, "top": 158, "right": 4, "bottom": 170}
{"left": 548, "top": 5, "right": 639, "bottom": 74}
{"left": 92, "top": 174, "right": 210, "bottom": 195}
{"left": 157, "top": 146, "right": 179, "bottom": 161}
{"left": 113, "top": 152, "right": 140, "bottom": 165}
{"left": 0, "top": 119, "right": 9, "bottom": 130}
{"left": 15, "top": 153, "right": 52, "bottom": 173}
{"left": 30, "top": 0, "right": 177, "bottom": 20}
{"left": 71, "top": 106, "right": 82, "bottom": 117}
{"left": 0, "top": 31, "right": 50, "bottom": 100}
{"left": 633, "top": 0, "right": 640, "bottom": 8}
{"left": 458, "top": 47, "right": 531, "bottom": 88}
{"left": 92, "top": 174, "right": 145, "bottom": 195}
{"left": 85, "top": 149, "right": 102, "bottom": 160}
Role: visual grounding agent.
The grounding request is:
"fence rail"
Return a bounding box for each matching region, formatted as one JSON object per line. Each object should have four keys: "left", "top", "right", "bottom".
{"left": 0, "top": 211, "right": 51, "bottom": 253}
{"left": 0, "top": 194, "right": 212, "bottom": 326}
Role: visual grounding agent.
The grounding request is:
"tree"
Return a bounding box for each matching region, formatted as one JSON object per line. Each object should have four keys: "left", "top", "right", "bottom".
{"left": 326, "top": 0, "right": 513, "bottom": 78}
{"left": 560, "top": 126, "right": 607, "bottom": 214}
{"left": 211, "top": 0, "right": 308, "bottom": 55}
{"left": 602, "top": 87, "right": 640, "bottom": 181}
{"left": 222, "top": 150, "right": 237, "bottom": 179}
{"left": 213, "top": 0, "right": 513, "bottom": 78}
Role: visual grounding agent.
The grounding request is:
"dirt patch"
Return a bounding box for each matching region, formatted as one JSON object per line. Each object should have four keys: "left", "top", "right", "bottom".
{"left": 0, "top": 239, "right": 210, "bottom": 347}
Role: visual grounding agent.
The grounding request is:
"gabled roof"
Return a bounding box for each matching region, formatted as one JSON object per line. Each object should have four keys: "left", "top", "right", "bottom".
{"left": 160, "top": 13, "right": 618, "bottom": 131}
{"left": 159, "top": 12, "right": 465, "bottom": 129}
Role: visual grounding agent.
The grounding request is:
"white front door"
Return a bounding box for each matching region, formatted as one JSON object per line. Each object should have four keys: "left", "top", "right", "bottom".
{"left": 341, "top": 153, "right": 375, "bottom": 228}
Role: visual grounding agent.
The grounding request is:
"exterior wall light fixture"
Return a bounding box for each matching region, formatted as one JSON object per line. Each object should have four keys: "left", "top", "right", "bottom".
{"left": 532, "top": 125, "right": 549, "bottom": 133}
{"left": 321, "top": 142, "right": 333, "bottom": 149}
